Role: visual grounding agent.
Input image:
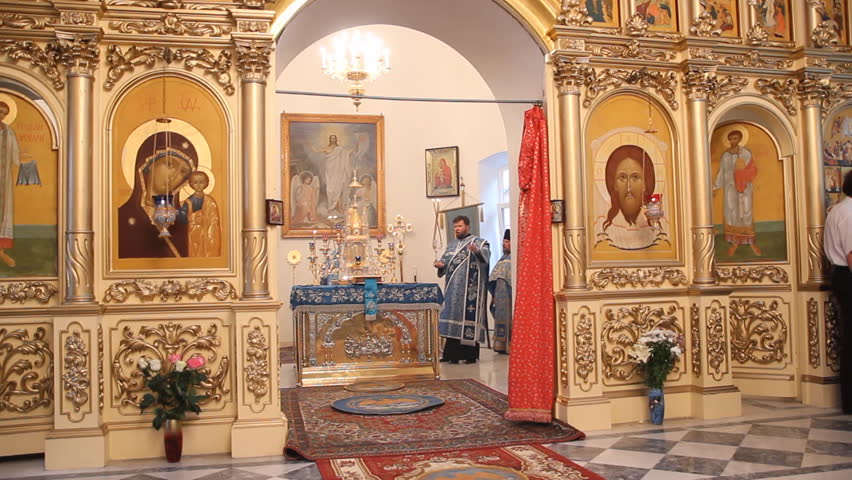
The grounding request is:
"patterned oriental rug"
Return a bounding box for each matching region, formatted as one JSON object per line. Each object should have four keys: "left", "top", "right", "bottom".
{"left": 282, "top": 379, "right": 584, "bottom": 460}
{"left": 316, "top": 444, "right": 605, "bottom": 480}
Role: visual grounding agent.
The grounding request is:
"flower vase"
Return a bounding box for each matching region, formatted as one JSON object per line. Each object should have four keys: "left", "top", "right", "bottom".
{"left": 649, "top": 388, "right": 665, "bottom": 425}
{"left": 163, "top": 419, "right": 183, "bottom": 462}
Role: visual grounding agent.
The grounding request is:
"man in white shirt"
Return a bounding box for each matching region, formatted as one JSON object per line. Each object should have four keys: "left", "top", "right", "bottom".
{"left": 824, "top": 169, "right": 852, "bottom": 413}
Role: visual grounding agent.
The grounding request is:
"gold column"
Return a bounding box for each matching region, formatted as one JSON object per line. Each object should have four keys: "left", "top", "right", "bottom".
{"left": 553, "top": 56, "right": 591, "bottom": 290}
{"left": 798, "top": 72, "right": 830, "bottom": 285}
{"left": 683, "top": 65, "right": 716, "bottom": 286}
{"left": 235, "top": 38, "right": 272, "bottom": 299}
{"left": 56, "top": 31, "right": 98, "bottom": 303}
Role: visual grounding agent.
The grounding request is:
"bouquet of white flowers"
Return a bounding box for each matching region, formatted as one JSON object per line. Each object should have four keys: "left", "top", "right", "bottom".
{"left": 628, "top": 329, "right": 684, "bottom": 390}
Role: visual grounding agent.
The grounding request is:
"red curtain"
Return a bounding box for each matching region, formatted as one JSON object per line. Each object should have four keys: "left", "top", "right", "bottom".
{"left": 505, "top": 105, "right": 554, "bottom": 423}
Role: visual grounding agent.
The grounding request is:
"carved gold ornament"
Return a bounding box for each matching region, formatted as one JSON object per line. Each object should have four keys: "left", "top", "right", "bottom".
{"left": 590, "top": 267, "right": 686, "bottom": 289}
{"left": 553, "top": 56, "right": 593, "bottom": 95}
{"left": 822, "top": 83, "right": 852, "bottom": 119}
{"left": 98, "top": 324, "right": 104, "bottom": 413}
{"left": 594, "top": 40, "right": 673, "bottom": 61}
{"left": 723, "top": 50, "right": 792, "bottom": 70}
{"left": 559, "top": 309, "right": 568, "bottom": 387}
{"left": 706, "top": 303, "right": 727, "bottom": 381}
{"left": 601, "top": 304, "right": 682, "bottom": 383}
{"left": 689, "top": 47, "right": 717, "bottom": 60}
{"left": 574, "top": 311, "right": 596, "bottom": 392}
{"left": 237, "top": 20, "right": 271, "bottom": 33}
{"left": 109, "top": 13, "right": 231, "bottom": 36}
{"left": 556, "top": 0, "right": 592, "bottom": 27}
{"left": 625, "top": 12, "right": 650, "bottom": 36}
{"left": 690, "top": 11, "right": 722, "bottom": 37}
{"left": 112, "top": 322, "right": 230, "bottom": 409}
{"left": 729, "top": 298, "right": 787, "bottom": 365}
{"left": 108, "top": 1, "right": 229, "bottom": 11}
{"left": 54, "top": 33, "right": 100, "bottom": 76}
{"left": 797, "top": 74, "right": 832, "bottom": 110}
{"left": 755, "top": 78, "right": 798, "bottom": 116}
{"left": 62, "top": 330, "right": 90, "bottom": 414}
{"left": 690, "top": 304, "right": 701, "bottom": 376}
{"left": 1, "top": 13, "right": 54, "bottom": 29}
{"left": 0, "top": 327, "right": 53, "bottom": 413}
{"left": 104, "top": 45, "right": 235, "bottom": 95}
{"left": 245, "top": 326, "right": 270, "bottom": 404}
{"left": 0, "top": 281, "right": 58, "bottom": 304}
{"left": 583, "top": 67, "right": 679, "bottom": 110}
{"left": 60, "top": 12, "right": 96, "bottom": 26}
{"left": 235, "top": 39, "right": 272, "bottom": 82}
{"left": 103, "top": 278, "right": 238, "bottom": 303}
{"left": 825, "top": 298, "right": 840, "bottom": 372}
{"left": 811, "top": 23, "right": 840, "bottom": 49}
{"left": 0, "top": 40, "right": 64, "bottom": 90}
{"left": 807, "top": 298, "right": 820, "bottom": 369}
{"left": 746, "top": 23, "right": 769, "bottom": 45}
{"left": 715, "top": 266, "right": 788, "bottom": 284}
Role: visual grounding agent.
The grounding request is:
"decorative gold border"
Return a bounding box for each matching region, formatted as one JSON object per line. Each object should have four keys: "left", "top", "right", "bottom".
{"left": 60, "top": 322, "right": 91, "bottom": 423}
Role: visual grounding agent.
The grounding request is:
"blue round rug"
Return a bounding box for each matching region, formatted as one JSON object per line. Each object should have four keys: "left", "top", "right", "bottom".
{"left": 331, "top": 394, "right": 444, "bottom": 415}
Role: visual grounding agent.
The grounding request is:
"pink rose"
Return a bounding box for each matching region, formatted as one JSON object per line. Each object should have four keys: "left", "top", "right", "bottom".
{"left": 186, "top": 355, "right": 206, "bottom": 370}
{"left": 168, "top": 354, "right": 181, "bottom": 364}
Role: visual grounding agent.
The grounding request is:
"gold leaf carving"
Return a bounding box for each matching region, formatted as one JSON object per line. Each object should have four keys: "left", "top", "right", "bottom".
{"left": 111, "top": 322, "right": 229, "bottom": 409}
{"left": 583, "top": 67, "right": 679, "bottom": 110}
{"left": 98, "top": 324, "right": 104, "bottom": 413}
{"left": 556, "top": 0, "right": 592, "bottom": 26}
{"left": 245, "top": 326, "right": 269, "bottom": 403}
{"left": 729, "top": 298, "right": 787, "bottom": 364}
{"left": 109, "top": 14, "right": 231, "bottom": 36}
{"left": 174, "top": 48, "right": 235, "bottom": 95}
{"left": 812, "top": 23, "right": 840, "bottom": 49}
{"left": 825, "top": 298, "right": 840, "bottom": 372}
{"left": 235, "top": 39, "right": 272, "bottom": 82}
{"left": 706, "top": 302, "right": 727, "bottom": 381}
{"left": 590, "top": 267, "right": 686, "bottom": 289}
{"left": 574, "top": 311, "right": 596, "bottom": 392}
{"left": 1, "top": 13, "right": 54, "bottom": 29}
{"left": 107, "top": 0, "right": 229, "bottom": 9}
{"left": 723, "top": 50, "right": 792, "bottom": 70}
{"left": 690, "top": 304, "right": 701, "bottom": 376}
{"left": 715, "top": 266, "right": 789, "bottom": 284}
{"left": 625, "top": 12, "right": 650, "bottom": 36}
{"left": 60, "top": 12, "right": 96, "bottom": 26}
{"left": 807, "top": 298, "right": 820, "bottom": 369}
{"left": 0, "top": 281, "right": 58, "bottom": 304}
{"left": 559, "top": 309, "right": 568, "bottom": 387}
{"left": 104, "top": 45, "right": 170, "bottom": 90}
{"left": 746, "top": 24, "right": 770, "bottom": 45}
{"left": 53, "top": 33, "right": 99, "bottom": 76}
{"left": 237, "top": 20, "right": 270, "bottom": 33}
{"left": 103, "top": 278, "right": 238, "bottom": 303}
{"left": 104, "top": 46, "right": 235, "bottom": 95}
{"left": 755, "top": 78, "right": 798, "bottom": 116}
{"left": 553, "top": 56, "right": 593, "bottom": 95}
{"left": 601, "top": 305, "right": 682, "bottom": 383}
{"left": 690, "top": 11, "right": 722, "bottom": 37}
{"left": 593, "top": 40, "right": 673, "bottom": 61}
{"left": 62, "top": 330, "right": 89, "bottom": 413}
{"left": 562, "top": 227, "right": 587, "bottom": 289}
{"left": 688, "top": 47, "right": 717, "bottom": 60}
{"left": 0, "top": 327, "right": 53, "bottom": 413}
{"left": 0, "top": 40, "right": 64, "bottom": 90}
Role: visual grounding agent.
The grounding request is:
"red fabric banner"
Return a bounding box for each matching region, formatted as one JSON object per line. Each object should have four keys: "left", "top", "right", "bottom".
{"left": 505, "top": 105, "right": 554, "bottom": 423}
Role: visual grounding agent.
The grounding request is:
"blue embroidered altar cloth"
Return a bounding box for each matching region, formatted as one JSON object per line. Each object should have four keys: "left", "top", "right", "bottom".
{"left": 290, "top": 283, "right": 443, "bottom": 310}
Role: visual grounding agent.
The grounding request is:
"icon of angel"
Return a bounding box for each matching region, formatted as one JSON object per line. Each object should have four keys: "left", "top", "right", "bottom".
{"left": 290, "top": 170, "right": 320, "bottom": 226}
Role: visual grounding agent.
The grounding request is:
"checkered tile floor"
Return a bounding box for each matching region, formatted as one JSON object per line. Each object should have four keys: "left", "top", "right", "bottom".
{"left": 2, "top": 407, "right": 850, "bottom": 479}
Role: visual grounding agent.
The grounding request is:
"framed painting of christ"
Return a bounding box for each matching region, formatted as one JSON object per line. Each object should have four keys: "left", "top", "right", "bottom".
{"left": 281, "top": 113, "right": 385, "bottom": 238}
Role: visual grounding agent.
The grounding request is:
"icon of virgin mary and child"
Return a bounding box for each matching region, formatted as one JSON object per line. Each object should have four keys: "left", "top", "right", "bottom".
{"left": 118, "top": 130, "right": 221, "bottom": 259}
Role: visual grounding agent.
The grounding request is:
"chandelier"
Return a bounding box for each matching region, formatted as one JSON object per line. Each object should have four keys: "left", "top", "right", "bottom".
{"left": 321, "top": 30, "right": 390, "bottom": 111}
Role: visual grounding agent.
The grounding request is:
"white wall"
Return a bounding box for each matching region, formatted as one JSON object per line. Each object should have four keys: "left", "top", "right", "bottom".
{"left": 273, "top": 25, "right": 509, "bottom": 344}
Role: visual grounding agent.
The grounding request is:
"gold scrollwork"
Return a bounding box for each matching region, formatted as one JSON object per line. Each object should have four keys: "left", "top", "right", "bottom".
{"left": 112, "top": 322, "right": 230, "bottom": 408}
{"left": 53, "top": 33, "right": 100, "bottom": 77}
{"left": 0, "top": 40, "right": 64, "bottom": 90}
{"left": 593, "top": 40, "right": 673, "bottom": 61}
{"left": 690, "top": 304, "right": 701, "bottom": 376}
{"left": 104, "top": 46, "right": 235, "bottom": 95}
{"left": 601, "top": 304, "right": 682, "bottom": 383}
{"left": 583, "top": 67, "right": 679, "bottom": 110}
{"left": 823, "top": 83, "right": 852, "bottom": 119}
{"left": 109, "top": 13, "right": 232, "bottom": 36}
{"left": 690, "top": 11, "right": 722, "bottom": 37}
{"left": 559, "top": 309, "right": 568, "bottom": 388}
{"left": 60, "top": 12, "right": 96, "bottom": 26}
{"left": 237, "top": 20, "right": 270, "bottom": 33}
{"left": 706, "top": 303, "right": 727, "bottom": 381}
{"left": 755, "top": 78, "right": 798, "bottom": 116}
{"left": 590, "top": 267, "right": 686, "bottom": 289}
{"left": 98, "top": 324, "right": 104, "bottom": 413}
{"left": 245, "top": 326, "right": 269, "bottom": 404}
{"left": 107, "top": 1, "right": 229, "bottom": 11}
{"left": 0, "top": 281, "right": 58, "bottom": 304}
{"left": 723, "top": 50, "right": 792, "bottom": 70}
{"left": 746, "top": 24, "right": 769, "bottom": 45}
{"left": 715, "top": 266, "right": 789, "bottom": 284}
{"left": 807, "top": 298, "right": 820, "bottom": 369}
{"left": 553, "top": 56, "right": 593, "bottom": 95}
{"left": 625, "top": 12, "right": 650, "bottom": 36}
{"left": 0, "top": 327, "right": 53, "bottom": 413}
{"left": 1, "top": 13, "right": 55, "bottom": 29}
{"left": 235, "top": 39, "right": 272, "bottom": 82}
{"left": 825, "top": 298, "right": 840, "bottom": 372}
{"left": 556, "top": 0, "right": 592, "bottom": 26}
{"left": 574, "top": 311, "right": 596, "bottom": 392}
{"left": 104, "top": 45, "right": 170, "bottom": 91}
{"left": 811, "top": 23, "right": 840, "bottom": 49}
{"left": 729, "top": 298, "right": 788, "bottom": 365}
{"left": 62, "top": 330, "right": 90, "bottom": 414}
{"left": 798, "top": 74, "right": 832, "bottom": 109}
{"left": 689, "top": 47, "right": 717, "bottom": 60}
{"left": 174, "top": 48, "right": 235, "bottom": 95}
{"left": 102, "top": 278, "right": 238, "bottom": 303}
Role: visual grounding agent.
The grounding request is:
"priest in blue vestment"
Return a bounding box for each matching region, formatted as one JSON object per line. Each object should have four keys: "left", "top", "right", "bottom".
{"left": 488, "top": 229, "right": 512, "bottom": 354}
{"left": 434, "top": 215, "right": 490, "bottom": 364}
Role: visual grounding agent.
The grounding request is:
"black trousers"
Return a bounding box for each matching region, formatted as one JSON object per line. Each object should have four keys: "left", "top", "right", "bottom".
{"left": 441, "top": 337, "right": 480, "bottom": 363}
{"left": 830, "top": 266, "right": 852, "bottom": 413}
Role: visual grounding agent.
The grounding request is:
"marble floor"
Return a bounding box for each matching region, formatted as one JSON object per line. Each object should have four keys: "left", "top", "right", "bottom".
{"left": 1, "top": 350, "right": 851, "bottom": 480}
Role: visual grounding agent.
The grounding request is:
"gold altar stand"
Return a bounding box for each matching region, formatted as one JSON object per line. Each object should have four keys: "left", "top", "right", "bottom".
{"left": 289, "top": 283, "right": 442, "bottom": 386}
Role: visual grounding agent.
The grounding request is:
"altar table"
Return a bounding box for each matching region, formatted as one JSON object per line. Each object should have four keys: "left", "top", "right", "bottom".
{"left": 290, "top": 283, "right": 443, "bottom": 386}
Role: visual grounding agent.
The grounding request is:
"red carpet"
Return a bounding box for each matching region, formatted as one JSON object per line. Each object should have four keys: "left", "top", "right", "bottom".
{"left": 281, "top": 379, "right": 584, "bottom": 460}
{"left": 316, "top": 444, "right": 605, "bottom": 480}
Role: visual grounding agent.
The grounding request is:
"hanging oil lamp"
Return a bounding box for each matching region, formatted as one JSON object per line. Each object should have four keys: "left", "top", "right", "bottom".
{"left": 151, "top": 117, "right": 177, "bottom": 237}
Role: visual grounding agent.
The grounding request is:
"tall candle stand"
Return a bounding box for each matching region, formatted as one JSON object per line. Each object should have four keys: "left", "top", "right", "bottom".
{"left": 387, "top": 214, "right": 412, "bottom": 282}
{"left": 431, "top": 199, "right": 443, "bottom": 261}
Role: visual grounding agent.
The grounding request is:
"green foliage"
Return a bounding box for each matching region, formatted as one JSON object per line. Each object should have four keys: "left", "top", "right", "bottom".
{"left": 640, "top": 342, "right": 678, "bottom": 390}
{"left": 138, "top": 362, "right": 208, "bottom": 430}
